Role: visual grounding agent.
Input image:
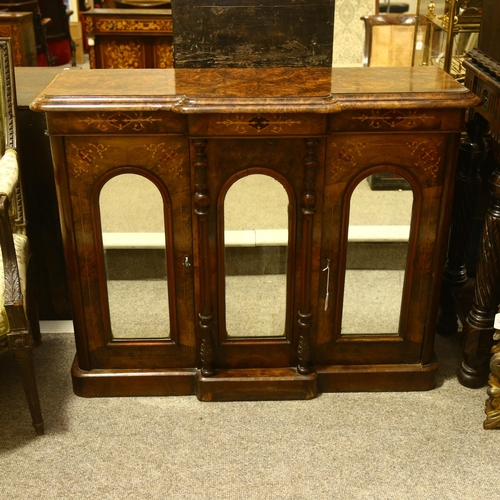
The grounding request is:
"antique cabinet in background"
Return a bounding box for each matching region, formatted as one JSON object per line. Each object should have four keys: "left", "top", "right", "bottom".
{"left": 84, "top": 9, "right": 173, "bottom": 69}
{"left": 438, "top": 0, "right": 500, "bottom": 428}
{"left": 0, "top": 12, "right": 37, "bottom": 66}
{"left": 31, "top": 67, "right": 479, "bottom": 400}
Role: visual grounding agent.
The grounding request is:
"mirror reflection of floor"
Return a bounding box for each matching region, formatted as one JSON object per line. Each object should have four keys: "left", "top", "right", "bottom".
{"left": 225, "top": 274, "right": 287, "bottom": 338}
{"left": 103, "top": 175, "right": 413, "bottom": 340}
{"left": 342, "top": 270, "right": 405, "bottom": 335}
{"left": 107, "top": 269, "right": 404, "bottom": 339}
{"left": 107, "top": 280, "right": 171, "bottom": 339}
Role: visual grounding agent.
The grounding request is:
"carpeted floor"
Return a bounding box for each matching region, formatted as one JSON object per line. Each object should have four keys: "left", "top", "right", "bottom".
{"left": 1, "top": 326, "right": 499, "bottom": 499}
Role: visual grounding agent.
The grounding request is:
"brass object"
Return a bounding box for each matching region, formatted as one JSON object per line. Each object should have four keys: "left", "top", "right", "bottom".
{"left": 427, "top": 1, "right": 436, "bottom": 17}
{"left": 415, "top": 0, "right": 483, "bottom": 78}
{"left": 484, "top": 343, "right": 500, "bottom": 429}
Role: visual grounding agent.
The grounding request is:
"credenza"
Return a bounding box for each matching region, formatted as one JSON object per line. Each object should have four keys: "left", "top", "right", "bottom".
{"left": 31, "top": 66, "right": 479, "bottom": 400}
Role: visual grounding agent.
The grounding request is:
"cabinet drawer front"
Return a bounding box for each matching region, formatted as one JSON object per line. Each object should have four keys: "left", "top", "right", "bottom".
{"left": 189, "top": 113, "right": 326, "bottom": 136}
{"left": 328, "top": 108, "right": 462, "bottom": 133}
{"left": 468, "top": 74, "right": 499, "bottom": 126}
{"left": 46, "top": 110, "right": 186, "bottom": 135}
{"left": 86, "top": 16, "right": 173, "bottom": 35}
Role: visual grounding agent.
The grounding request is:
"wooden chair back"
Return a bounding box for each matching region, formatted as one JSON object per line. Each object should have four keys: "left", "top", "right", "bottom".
{"left": 361, "top": 14, "right": 426, "bottom": 67}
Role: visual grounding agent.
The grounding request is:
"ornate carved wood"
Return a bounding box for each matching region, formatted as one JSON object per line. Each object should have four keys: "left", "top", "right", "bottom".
{"left": 297, "top": 138, "right": 318, "bottom": 375}
{"left": 0, "top": 38, "right": 43, "bottom": 434}
{"left": 485, "top": 304, "right": 500, "bottom": 428}
{"left": 455, "top": 46, "right": 500, "bottom": 398}
{"left": 459, "top": 164, "right": 500, "bottom": 387}
{"left": 192, "top": 138, "right": 214, "bottom": 377}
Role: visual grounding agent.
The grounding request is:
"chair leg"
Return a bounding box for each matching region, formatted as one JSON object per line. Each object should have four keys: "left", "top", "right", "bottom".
{"left": 7, "top": 331, "right": 44, "bottom": 435}
{"left": 27, "top": 256, "right": 41, "bottom": 346}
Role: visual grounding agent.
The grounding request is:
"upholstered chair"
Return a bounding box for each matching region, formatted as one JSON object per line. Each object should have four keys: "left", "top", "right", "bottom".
{"left": 0, "top": 38, "right": 43, "bottom": 435}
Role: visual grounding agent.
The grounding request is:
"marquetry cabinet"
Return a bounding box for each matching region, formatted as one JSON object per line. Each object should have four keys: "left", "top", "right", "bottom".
{"left": 0, "top": 12, "right": 37, "bottom": 66}
{"left": 84, "top": 9, "right": 173, "bottom": 69}
{"left": 31, "top": 66, "right": 479, "bottom": 400}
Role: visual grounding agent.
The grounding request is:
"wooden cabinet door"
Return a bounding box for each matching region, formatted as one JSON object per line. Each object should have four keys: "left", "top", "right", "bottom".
{"left": 192, "top": 137, "right": 325, "bottom": 373}
{"left": 316, "top": 131, "right": 457, "bottom": 367}
{"left": 95, "top": 36, "right": 173, "bottom": 68}
{"left": 61, "top": 134, "right": 196, "bottom": 371}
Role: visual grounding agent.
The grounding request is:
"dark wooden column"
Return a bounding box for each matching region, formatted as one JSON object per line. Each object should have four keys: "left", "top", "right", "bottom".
{"left": 297, "top": 138, "right": 318, "bottom": 375}
{"left": 458, "top": 161, "right": 500, "bottom": 387}
{"left": 437, "top": 113, "right": 489, "bottom": 337}
{"left": 457, "top": 46, "right": 500, "bottom": 390}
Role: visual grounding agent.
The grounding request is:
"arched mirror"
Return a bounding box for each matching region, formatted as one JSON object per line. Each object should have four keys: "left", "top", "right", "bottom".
{"left": 99, "top": 173, "right": 171, "bottom": 339}
{"left": 223, "top": 173, "right": 290, "bottom": 338}
{"left": 341, "top": 174, "right": 414, "bottom": 335}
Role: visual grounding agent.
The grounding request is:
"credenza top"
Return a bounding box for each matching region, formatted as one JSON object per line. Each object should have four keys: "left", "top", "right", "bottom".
{"left": 31, "top": 67, "right": 480, "bottom": 114}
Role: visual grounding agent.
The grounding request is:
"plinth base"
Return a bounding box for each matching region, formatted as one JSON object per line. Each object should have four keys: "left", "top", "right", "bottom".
{"left": 196, "top": 367, "right": 318, "bottom": 402}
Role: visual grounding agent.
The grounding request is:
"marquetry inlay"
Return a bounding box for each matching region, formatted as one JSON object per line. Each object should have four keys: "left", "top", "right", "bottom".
{"left": 95, "top": 18, "right": 172, "bottom": 33}
{"left": 144, "top": 144, "right": 183, "bottom": 177}
{"left": 85, "top": 16, "right": 94, "bottom": 33}
{"left": 331, "top": 141, "right": 367, "bottom": 176}
{"left": 70, "top": 143, "right": 108, "bottom": 178}
{"left": 155, "top": 43, "right": 173, "bottom": 69}
{"left": 103, "top": 40, "right": 143, "bottom": 69}
{"left": 79, "top": 112, "right": 162, "bottom": 132}
{"left": 215, "top": 115, "right": 302, "bottom": 134}
{"left": 407, "top": 140, "right": 442, "bottom": 178}
{"left": 351, "top": 110, "right": 434, "bottom": 129}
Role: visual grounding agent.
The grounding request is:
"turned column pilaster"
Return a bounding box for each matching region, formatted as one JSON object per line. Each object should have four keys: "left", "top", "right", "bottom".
{"left": 459, "top": 159, "right": 500, "bottom": 388}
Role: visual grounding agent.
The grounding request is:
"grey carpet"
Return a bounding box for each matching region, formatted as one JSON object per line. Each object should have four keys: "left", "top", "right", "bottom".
{"left": 1, "top": 329, "right": 499, "bottom": 499}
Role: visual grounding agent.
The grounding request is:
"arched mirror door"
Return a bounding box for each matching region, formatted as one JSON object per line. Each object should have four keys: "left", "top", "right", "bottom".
{"left": 99, "top": 172, "right": 172, "bottom": 340}
{"left": 220, "top": 173, "right": 293, "bottom": 340}
{"left": 340, "top": 173, "right": 414, "bottom": 336}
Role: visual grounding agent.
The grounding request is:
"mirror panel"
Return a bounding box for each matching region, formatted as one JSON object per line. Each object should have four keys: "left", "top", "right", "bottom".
{"left": 341, "top": 174, "right": 413, "bottom": 336}
{"left": 100, "top": 173, "right": 171, "bottom": 339}
{"left": 224, "top": 174, "right": 289, "bottom": 338}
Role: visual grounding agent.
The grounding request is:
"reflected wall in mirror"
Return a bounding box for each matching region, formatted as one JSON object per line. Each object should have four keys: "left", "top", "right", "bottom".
{"left": 341, "top": 174, "right": 414, "bottom": 335}
{"left": 223, "top": 173, "right": 290, "bottom": 338}
{"left": 99, "top": 173, "right": 171, "bottom": 339}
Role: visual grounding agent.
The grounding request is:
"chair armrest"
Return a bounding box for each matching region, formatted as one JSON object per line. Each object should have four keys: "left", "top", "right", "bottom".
{"left": 0, "top": 149, "right": 19, "bottom": 201}
{"left": 0, "top": 149, "right": 24, "bottom": 320}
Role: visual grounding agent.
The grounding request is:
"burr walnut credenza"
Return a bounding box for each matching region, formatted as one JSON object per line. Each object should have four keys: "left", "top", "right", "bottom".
{"left": 31, "top": 67, "right": 479, "bottom": 400}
